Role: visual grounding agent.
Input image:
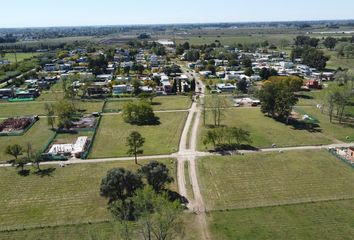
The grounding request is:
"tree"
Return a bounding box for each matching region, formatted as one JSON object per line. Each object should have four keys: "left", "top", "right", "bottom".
{"left": 5, "top": 144, "right": 23, "bottom": 160}
{"left": 324, "top": 37, "right": 337, "bottom": 50}
{"left": 258, "top": 78, "right": 300, "bottom": 122}
{"left": 139, "top": 161, "right": 174, "bottom": 193}
{"left": 31, "top": 151, "right": 44, "bottom": 171}
{"left": 301, "top": 47, "right": 329, "bottom": 70}
{"left": 54, "top": 99, "right": 76, "bottom": 130}
{"left": 237, "top": 78, "right": 248, "bottom": 93}
{"left": 230, "top": 127, "right": 252, "bottom": 147}
{"left": 100, "top": 168, "right": 143, "bottom": 203}
{"left": 138, "top": 93, "right": 156, "bottom": 104}
{"left": 203, "top": 127, "right": 252, "bottom": 150}
{"left": 208, "top": 95, "right": 229, "bottom": 127}
{"left": 109, "top": 187, "right": 184, "bottom": 240}
{"left": 294, "top": 36, "right": 319, "bottom": 48}
{"left": 14, "top": 157, "right": 30, "bottom": 173}
{"left": 44, "top": 103, "right": 56, "bottom": 129}
{"left": 259, "top": 67, "right": 278, "bottom": 80}
{"left": 244, "top": 67, "right": 254, "bottom": 77}
{"left": 132, "top": 79, "right": 142, "bottom": 95}
{"left": 242, "top": 58, "right": 252, "bottom": 68}
{"left": 127, "top": 131, "right": 145, "bottom": 164}
{"left": 122, "top": 101, "right": 158, "bottom": 125}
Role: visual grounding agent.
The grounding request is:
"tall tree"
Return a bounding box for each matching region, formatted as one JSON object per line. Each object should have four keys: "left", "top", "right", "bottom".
{"left": 138, "top": 161, "right": 174, "bottom": 193}
{"left": 126, "top": 131, "right": 145, "bottom": 164}
{"left": 100, "top": 168, "right": 143, "bottom": 203}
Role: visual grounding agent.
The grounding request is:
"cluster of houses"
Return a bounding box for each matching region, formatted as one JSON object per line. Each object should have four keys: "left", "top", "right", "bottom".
{"left": 188, "top": 48, "right": 335, "bottom": 93}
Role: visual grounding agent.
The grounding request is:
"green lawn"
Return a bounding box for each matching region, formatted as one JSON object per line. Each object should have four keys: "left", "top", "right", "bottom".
{"left": 0, "top": 119, "right": 54, "bottom": 161}
{"left": 208, "top": 199, "right": 354, "bottom": 240}
{"left": 198, "top": 150, "right": 354, "bottom": 210}
{"left": 90, "top": 112, "right": 188, "bottom": 158}
{"left": 198, "top": 108, "right": 332, "bottom": 150}
{"left": 0, "top": 159, "right": 177, "bottom": 231}
{"left": 104, "top": 96, "right": 192, "bottom": 112}
{"left": 0, "top": 213, "right": 201, "bottom": 240}
{"left": 0, "top": 101, "right": 104, "bottom": 118}
{"left": 296, "top": 106, "right": 354, "bottom": 142}
{"left": 2, "top": 52, "right": 41, "bottom": 63}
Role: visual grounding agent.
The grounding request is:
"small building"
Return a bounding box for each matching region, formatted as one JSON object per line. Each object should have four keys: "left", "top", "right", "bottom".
{"left": 0, "top": 88, "right": 14, "bottom": 99}
{"left": 112, "top": 85, "right": 132, "bottom": 95}
{"left": 44, "top": 64, "right": 56, "bottom": 72}
{"left": 217, "top": 83, "right": 236, "bottom": 93}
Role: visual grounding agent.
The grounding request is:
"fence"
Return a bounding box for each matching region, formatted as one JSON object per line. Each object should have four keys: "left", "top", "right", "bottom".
{"left": 328, "top": 149, "right": 354, "bottom": 168}
{"left": 0, "top": 117, "right": 38, "bottom": 137}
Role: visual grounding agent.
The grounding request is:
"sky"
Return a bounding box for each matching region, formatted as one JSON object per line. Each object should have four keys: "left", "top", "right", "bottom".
{"left": 1, "top": 0, "right": 354, "bottom": 28}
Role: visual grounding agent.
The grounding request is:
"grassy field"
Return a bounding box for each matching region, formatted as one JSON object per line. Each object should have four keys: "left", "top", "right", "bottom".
{"left": 2, "top": 52, "right": 41, "bottom": 63}
{"left": 198, "top": 150, "right": 354, "bottom": 210}
{"left": 176, "top": 34, "right": 295, "bottom": 46}
{"left": 208, "top": 199, "right": 354, "bottom": 240}
{"left": 296, "top": 106, "right": 354, "bottom": 142}
{"left": 198, "top": 108, "right": 333, "bottom": 151}
{"left": 0, "top": 119, "right": 55, "bottom": 161}
{"left": 104, "top": 96, "right": 192, "bottom": 112}
{"left": 0, "top": 213, "right": 201, "bottom": 240}
{"left": 90, "top": 112, "right": 188, "bottom": 158}
{"left": 0, "top": 159, "right": 177, "bottom": 231}
{"left": 0, "top": 100, "right": 104, "bottom": 118}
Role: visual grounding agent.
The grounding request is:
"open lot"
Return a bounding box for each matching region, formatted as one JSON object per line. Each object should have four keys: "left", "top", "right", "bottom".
{"left": 89, "top": 112, "right": 188, "bottom": 158}
{"left": 198, "top": 150, "right": 354, "bottom": 210}
{"left": 198, "top": 108, "right": 333, "bottom": 151}
{"left": 0, "top": 100, "right": 104, "bottom": 118}
{"left": 208, "top": 199, "right": 354, "bottom": 240}
{"left": 296, "top": 106, "right": 354, "bottom": 142}
{"left": 0, "top": 159, "right": 177, "bottom": 231}
{"left": 2, "top": 52, "right": 41, "bottom": 63}
{"left": 0, "top": 119, "right": 54, "bottom": 161}
{"left": 104, "top": 96, "right": 192, "bottom": 112}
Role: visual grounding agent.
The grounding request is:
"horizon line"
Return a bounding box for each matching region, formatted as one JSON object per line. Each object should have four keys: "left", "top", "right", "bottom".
{"left": 1, "top": 18, "right": 354, "bottom": 30}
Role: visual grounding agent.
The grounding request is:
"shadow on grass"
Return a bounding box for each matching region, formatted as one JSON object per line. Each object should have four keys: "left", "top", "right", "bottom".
{"left": 296, "top": 94, "right": 314, "bottom": 100}
{"left": 17, "top": 169, "right": 30, "bottom": 176}
{"left": 34, "top": 168, "right": 56, "bottom": 177}
{"left": 164, "top": 189, "right": 189, "bottom": 205}
{"left": 151, "top": 102, "right": 161, "bottom": 106}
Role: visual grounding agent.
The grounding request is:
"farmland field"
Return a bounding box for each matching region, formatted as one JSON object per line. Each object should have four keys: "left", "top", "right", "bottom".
{"left": 198, "top": 150, "right": 354, "bottom": 210}
{"left": 89, "top": 112, "right": 188, "bottom": 158}
{"left": 0, "top": 119, "right": 55, "bottom": 161}
{"left": 208, "top": 199, "right": 354, "bottom": 240}
{"left": 198, "top": 108, "right": 333, "bottom": 151}
{"left": 0, "top": 159, "right": 177, "bottom": 230}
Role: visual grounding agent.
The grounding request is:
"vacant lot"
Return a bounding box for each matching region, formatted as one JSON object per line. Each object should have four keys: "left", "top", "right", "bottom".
{"left": 0, "top": 159, "right": 177, "bottom": 230}
{"left": 0, "top": 119, "right": 54, "bottom": 161}
{"left": 104, "top": 96, "right": 191, "bottom": 112}
{"left": 3, "top": 52, "right": 41, "bottom": 62}
{"left": 0, "top": 101, "right": 104, "bottom": 118}
{"left": 198, "top": 150, "right": 354, "bottom": 210}
{"left": 297, "top": 106, "right": 354, "bottom": 142}
{"left": 198, "top": 108, "right": 332, "bottom": 150}
{"left": 90, "top": 112, "right": 187, "bottom": 158}
{"left": 208, "top": 199, "right": 354, "bottom": 240}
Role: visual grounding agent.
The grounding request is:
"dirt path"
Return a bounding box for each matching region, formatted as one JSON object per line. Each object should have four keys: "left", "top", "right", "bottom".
{"left": 175, "top": 67, "right": 211, "bottom": 239}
